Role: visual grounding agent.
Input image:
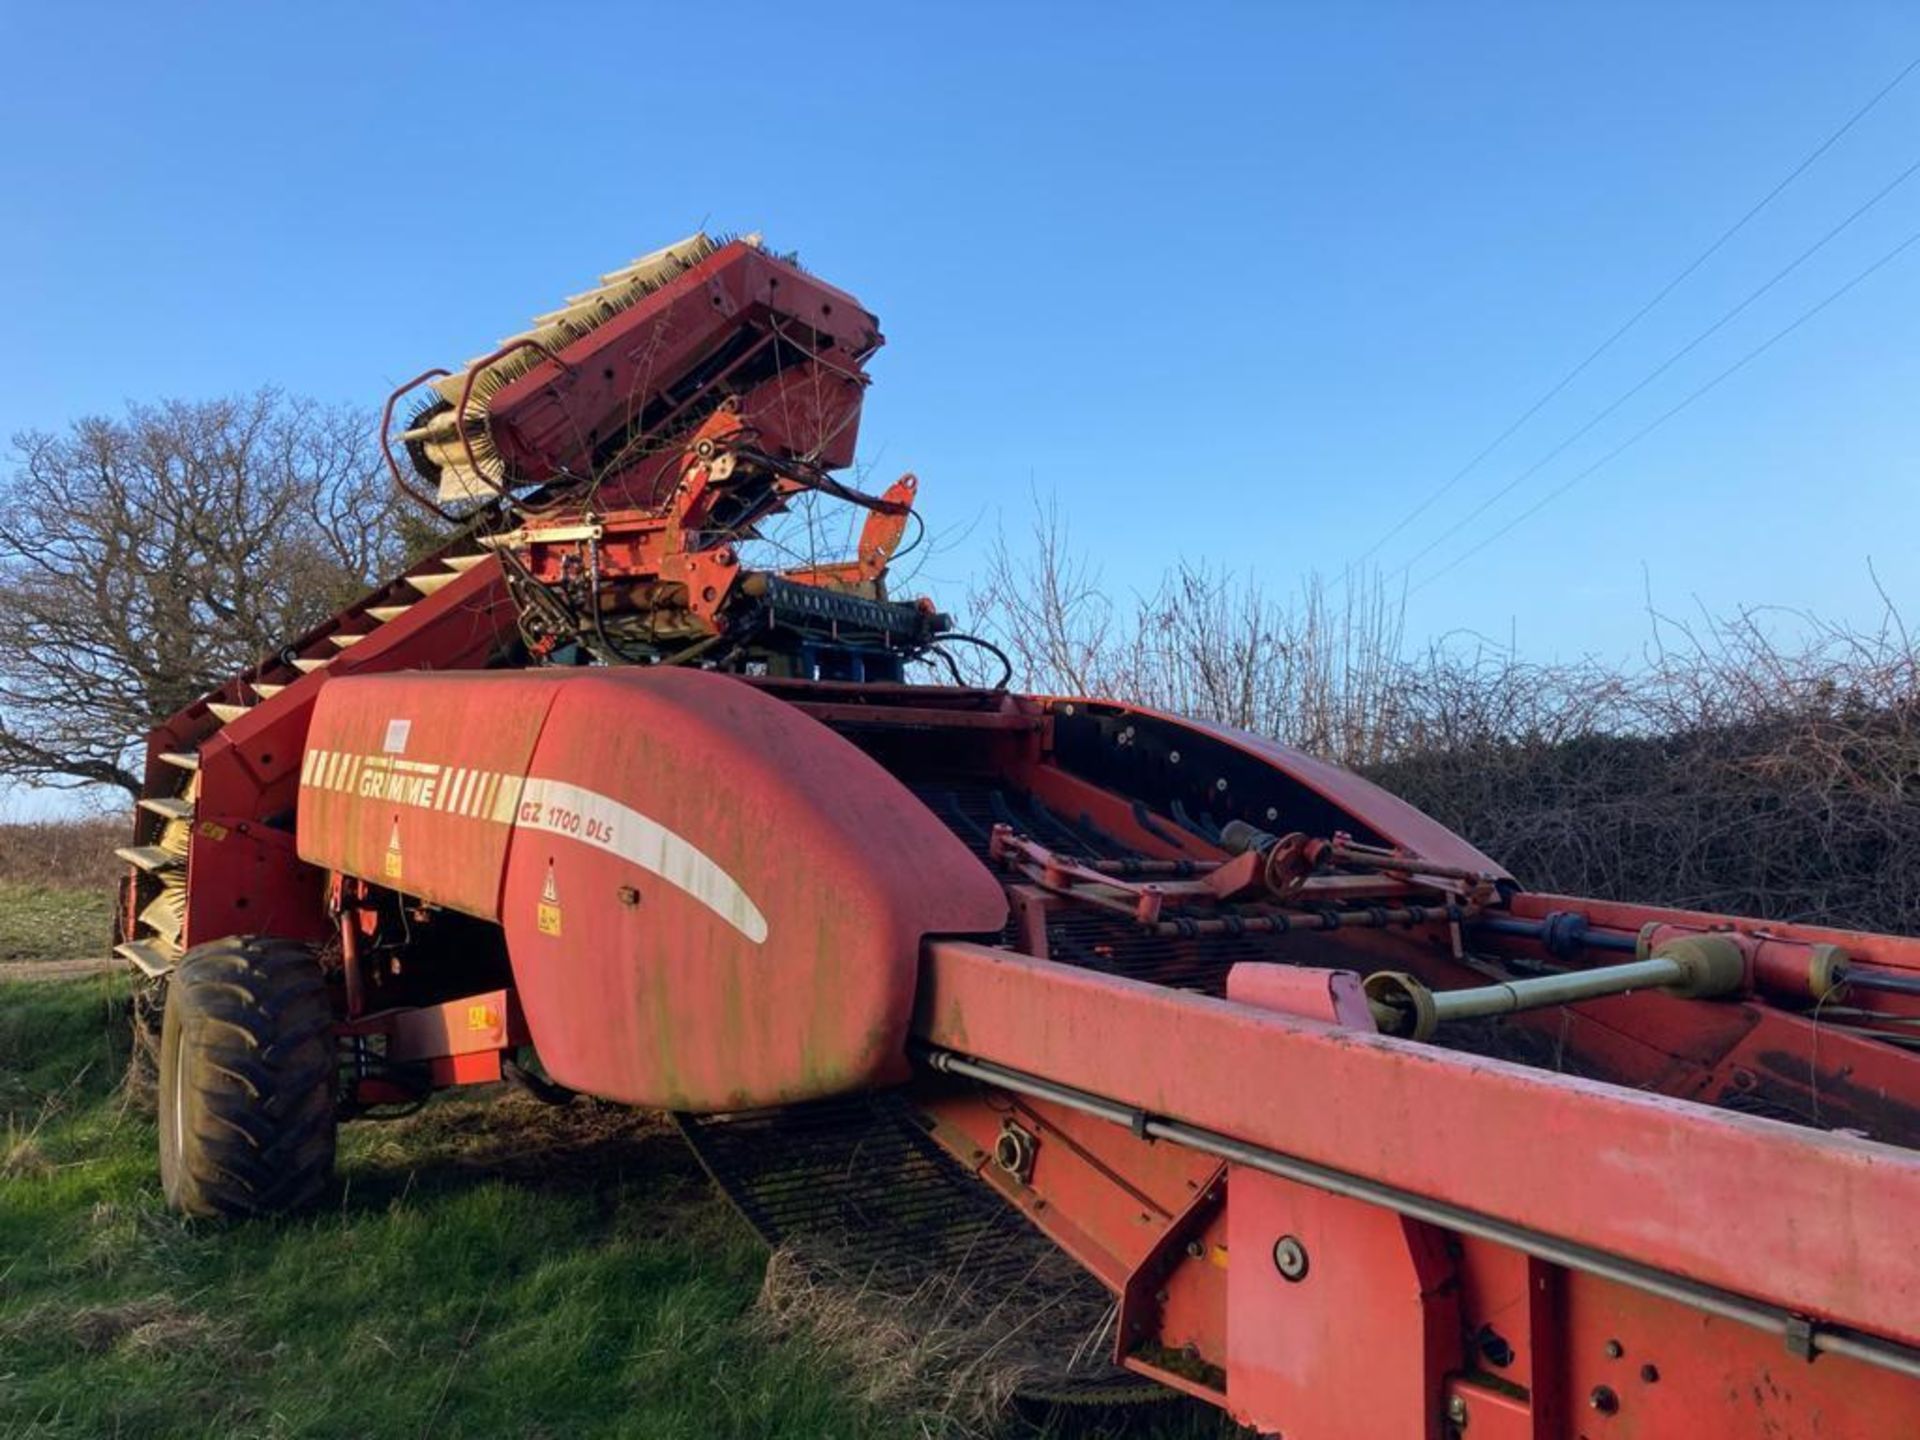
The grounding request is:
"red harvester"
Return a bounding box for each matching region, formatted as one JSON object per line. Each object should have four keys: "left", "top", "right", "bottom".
{"left": 117, "top": 233, "right": 1920, "bottom": 1437}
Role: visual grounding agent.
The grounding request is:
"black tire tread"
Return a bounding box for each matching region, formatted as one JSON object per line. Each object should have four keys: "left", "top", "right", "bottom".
{"left": 160, "top": 935, "right": 336, "bottom": 1217}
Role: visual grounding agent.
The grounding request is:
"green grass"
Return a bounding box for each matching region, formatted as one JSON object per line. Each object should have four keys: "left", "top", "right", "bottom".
{"left": 0, "top": 977, "right": 1239, "bottom": 1439}
{"left": 0, "top": 883, "right": 114, "bottom": 964}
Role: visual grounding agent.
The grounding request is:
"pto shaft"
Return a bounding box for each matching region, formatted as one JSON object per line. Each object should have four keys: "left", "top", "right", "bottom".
{"left": 1365, "top": 934, "right": 1749, "bottom": 1041}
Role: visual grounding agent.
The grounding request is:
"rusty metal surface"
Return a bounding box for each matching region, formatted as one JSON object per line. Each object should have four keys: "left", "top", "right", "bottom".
{"left": 494, "top": 669, "right": 1006, "bottom": 1109}
{"left": 304, "top": 668, "right": 1008, "bottom": 1109}
{"left": 912, "top": 939, "right": 1920, "bottom": 1351}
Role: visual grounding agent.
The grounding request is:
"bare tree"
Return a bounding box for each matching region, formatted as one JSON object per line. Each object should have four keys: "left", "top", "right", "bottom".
{"left": 966, "top": 496, "right": 1411, "bottom": 765}
{"left": 972, "top": 496, "right": 1920, "bottom": 933}
{"left": 0, "top": 390, "right": 412, "bottom": 795}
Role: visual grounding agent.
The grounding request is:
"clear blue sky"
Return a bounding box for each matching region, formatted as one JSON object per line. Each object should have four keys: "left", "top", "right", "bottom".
{"left": 3, "top": 2, "right": 1918, "bottom": 682}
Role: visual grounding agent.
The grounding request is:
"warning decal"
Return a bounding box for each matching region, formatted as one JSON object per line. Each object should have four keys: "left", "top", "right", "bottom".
{"left": 537, "top": 861, "right": 563, "bottom": 936}
{"left": 513, "top": 776, "right": 767, "bottom": 944}
{"left": 383, "top": 819, "right": 403, "bottom": 879}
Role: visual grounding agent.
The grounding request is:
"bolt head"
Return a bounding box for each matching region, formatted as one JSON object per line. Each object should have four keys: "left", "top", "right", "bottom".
{"left": 1271, "top": 1234, "right": 1310, "bottom": 1282}
{"left": 1445, "top": 1394, "right": 1469, "bottom": 1426}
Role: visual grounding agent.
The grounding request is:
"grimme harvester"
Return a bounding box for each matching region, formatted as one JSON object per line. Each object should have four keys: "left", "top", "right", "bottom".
{"left": 117, "top": 233, "right": 1920, "bottom": 1437}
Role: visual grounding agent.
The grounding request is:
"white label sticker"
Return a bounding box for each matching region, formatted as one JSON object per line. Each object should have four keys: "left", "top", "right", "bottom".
{"left": 382, "top": 718, "right": 412, "bottom": 755}
{"left": 514, "top": 776, "right": 768, "bottom": 943}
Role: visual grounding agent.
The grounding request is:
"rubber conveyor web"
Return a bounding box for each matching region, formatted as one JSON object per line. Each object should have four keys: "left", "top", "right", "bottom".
{"left": 674, "top": 1092, "right": 1168, "bottom": 1406}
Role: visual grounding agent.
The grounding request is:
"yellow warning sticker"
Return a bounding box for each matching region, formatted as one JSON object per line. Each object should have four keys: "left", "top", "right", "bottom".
{"left": 537, "top": 861, "right": 562, "bottom": 936}
{"left": 383, "top": 819, "right": 403, "bottom": 879}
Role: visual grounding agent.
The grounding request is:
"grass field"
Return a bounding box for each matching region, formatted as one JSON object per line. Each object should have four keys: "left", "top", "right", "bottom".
{"left": 0, "top": 882, "right": 114, "bottom": 965}
{"left": 0, "top": 971, "right": 1241, "bottom": 1439}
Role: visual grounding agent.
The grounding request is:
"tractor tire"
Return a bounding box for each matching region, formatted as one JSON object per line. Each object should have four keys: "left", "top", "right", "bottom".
{"left": 158, "top": 935, "right": 337, "bottom": 1218}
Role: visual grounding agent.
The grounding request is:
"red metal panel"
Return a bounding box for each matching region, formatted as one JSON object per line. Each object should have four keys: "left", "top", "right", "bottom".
{"left": 913, "top": 942, "right": 1920, "bottom": 1349}
{"left": 297, "top": 671, "right": 571, "bottom": 920}
{"left": 178, "top": 819, "right": 332, "bottom": 947}
{"left": 919, "top": 1089, "right": 1224, "bottom": 1293}
{"left": 486, "top": 243, "right": 880, "bottom": 484}
{"left": 1226, "top": 961, "right": 1376, "bottom": 1028}
{"left": 1550, "top": 1269, "right": 1919, "bottom": 1436}
{"left": 1225, "top": 1167, "right": 1459, "bottom": 1437}
{"left": 497, "top": 669, "right": 1007, "bottom": 1109}
{"left": 345, "top": 988, "right": 528, "bottom": 1064}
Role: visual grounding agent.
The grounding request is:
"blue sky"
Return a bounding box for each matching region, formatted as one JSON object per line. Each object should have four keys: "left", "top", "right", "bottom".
{"left": 2, "top": 3, "right": 1918, "bottom": 710}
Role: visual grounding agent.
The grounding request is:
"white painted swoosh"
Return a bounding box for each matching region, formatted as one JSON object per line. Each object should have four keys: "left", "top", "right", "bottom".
{"left": 514, "top": 776, "right": 768, "bottom": 943}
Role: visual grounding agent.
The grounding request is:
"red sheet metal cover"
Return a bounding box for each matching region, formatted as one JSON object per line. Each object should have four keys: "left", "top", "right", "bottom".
{"left": 296, "top": 671, "right": 571, "bottom": 919}
{"left": 498, "top": 668, "right": 1008, "bottom": 1109}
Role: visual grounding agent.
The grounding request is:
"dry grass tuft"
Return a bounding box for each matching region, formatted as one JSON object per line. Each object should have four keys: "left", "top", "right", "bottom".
{"left": 752, "top": 1239, "right": 1123, "bottom": 1437}
{"left": 2, "top": 1125, "right": 52, "bottom": 1179}
{"left": 3, "top": 1293, "right": 235, "bottom": 1356}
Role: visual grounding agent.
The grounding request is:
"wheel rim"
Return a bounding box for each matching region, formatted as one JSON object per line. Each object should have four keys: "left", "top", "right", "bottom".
{"left": 170, "top": 1025, "right": 187, "bottom": 1169}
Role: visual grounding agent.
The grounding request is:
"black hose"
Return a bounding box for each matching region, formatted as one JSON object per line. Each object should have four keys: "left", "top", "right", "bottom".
{"left": 937, "top": 632, "right": 1014, "bottom": 689}
{"left": 1845, "top": 968, "right": 1920, "bottom": 997}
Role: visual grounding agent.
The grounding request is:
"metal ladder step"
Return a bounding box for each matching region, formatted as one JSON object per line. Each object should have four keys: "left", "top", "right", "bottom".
{"left": 406, "top": 570, "right": 460, "bottom": 595}
{"left": 138, "top": 891, "right": 185, "bottom": 942}
{"left": 136, "top": 795, "right": 194, "bottom": 821}
{"left": 158, "top": 751, "right": 199, "bottom": 772}
{"left": 116, "top": 845, "right": 181, "bottom": 874}
{"left": 115, "top": 939, "right": 178, "bottom": 977}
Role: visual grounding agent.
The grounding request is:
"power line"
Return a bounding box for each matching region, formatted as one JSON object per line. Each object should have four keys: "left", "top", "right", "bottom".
{"left": 1344, "top": 54, "right": 1920, "bottom": 575}
{"left": 1408, "top": 220, "right": 1920, "bottom": 596}
{"left": 1389, "top": 147, "right": 1920, "bottom": 581}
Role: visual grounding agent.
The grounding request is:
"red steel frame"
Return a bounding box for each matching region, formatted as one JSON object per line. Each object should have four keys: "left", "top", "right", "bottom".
{"left": 912, "top": 942, "right": 1920, "bottom": 1433}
